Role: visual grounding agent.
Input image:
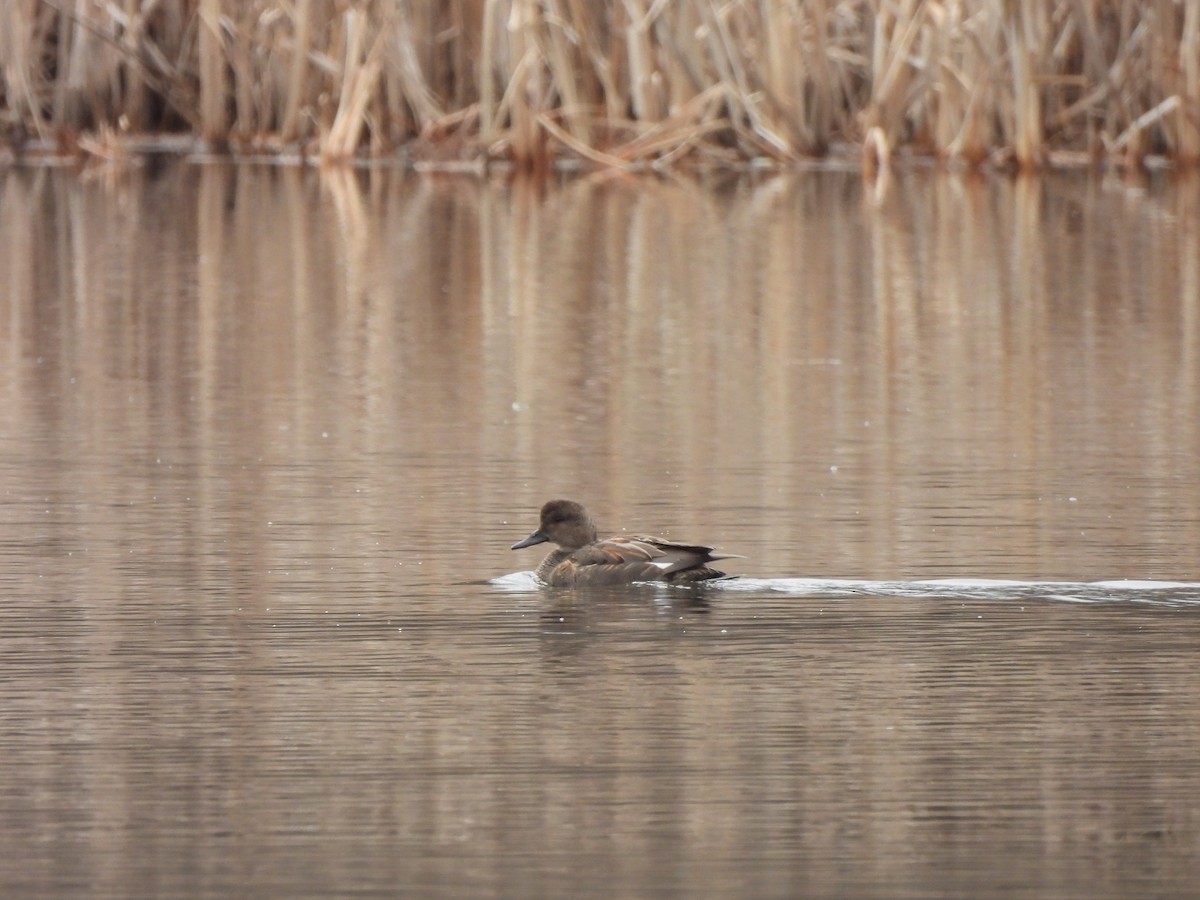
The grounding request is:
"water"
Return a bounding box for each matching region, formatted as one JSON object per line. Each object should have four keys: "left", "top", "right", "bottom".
{"left": 1, "top": 163, "right": 1199, "bottom": 897}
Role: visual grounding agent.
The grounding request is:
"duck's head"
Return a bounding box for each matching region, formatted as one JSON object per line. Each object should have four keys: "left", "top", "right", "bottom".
{"left": 511, "top": 499, "right": 599, "bottom": 552}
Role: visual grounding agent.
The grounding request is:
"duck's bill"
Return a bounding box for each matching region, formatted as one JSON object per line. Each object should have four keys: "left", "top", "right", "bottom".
{"left": 511, "top": 530, "right": 549, "bottom": 550}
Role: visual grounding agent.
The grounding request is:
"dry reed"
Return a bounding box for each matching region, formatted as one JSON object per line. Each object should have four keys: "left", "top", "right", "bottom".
{"left": 2, "top": 0, "right": 1199, "bottom": 169}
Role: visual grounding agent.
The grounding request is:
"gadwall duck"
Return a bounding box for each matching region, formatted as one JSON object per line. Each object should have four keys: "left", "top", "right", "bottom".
{"left": 511, "top": 499, "right": 739, "bottom": 586}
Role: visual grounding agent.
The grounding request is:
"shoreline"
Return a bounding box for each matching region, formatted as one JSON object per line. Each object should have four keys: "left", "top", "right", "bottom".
{"left": 1, "top": 134, "right": 1187, "bottom": 176}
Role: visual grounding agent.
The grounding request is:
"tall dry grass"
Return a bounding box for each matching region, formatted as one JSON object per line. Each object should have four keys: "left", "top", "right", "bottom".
{"left": 2, "top": 0, "right": 1198, "bottom": 168}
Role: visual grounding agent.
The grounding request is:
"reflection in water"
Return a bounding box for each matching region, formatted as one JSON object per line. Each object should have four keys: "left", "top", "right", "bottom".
{"left": 3, "top": 165, "right": 1198, "bottom": 581}
{"left": 1, "top": 165, "right": 1198, "bottom": 896}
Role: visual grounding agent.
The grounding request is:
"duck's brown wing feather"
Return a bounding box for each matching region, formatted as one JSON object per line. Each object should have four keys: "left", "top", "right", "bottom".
{"left": 571, "top": 537, "right": 666, "bottom": 567}
{"left": 563, "top": 535, "right": 737, "bottom": 583}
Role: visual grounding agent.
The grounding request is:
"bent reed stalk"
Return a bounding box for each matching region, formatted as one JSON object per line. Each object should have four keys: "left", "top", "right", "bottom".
{"left": 3, "top": 0, "right": 1199, "bottom": 169}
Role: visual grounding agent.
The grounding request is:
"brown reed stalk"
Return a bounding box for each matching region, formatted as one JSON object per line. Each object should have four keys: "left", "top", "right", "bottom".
{"left": 862, "top": 124, "right": 890, "bottom": 175}
{"left": 503, "top": 0, "right": 552, "bottom": 169}
{"left": 2, "top": 2, "right": 47, "bottom": 141}
{"left": 1176, "top": 0, "right": 1200, "bottom": 161}
{"left": 1006, "top": 0, "right": 1045, "bottom": 168}
{"left": 539, "top": 0, "right": 591, "bottom": 146}
{"left": 50, "top": 4, "right": 78, "bottom": 128}
{"left": 280, "top": 0, "right": 314, "bottom": 142}
{"left": 632, "top": 2, "right": 693, "bottom": 140}
{"left": 564, "top": 0, "right": 621, "bottom": 128}
{"left": 704, "top": 0, "right": 796, "bottom": 159}
{"left": 197, "top": 0, "right": 228, "bottom": 143}
{"left": 865, "top": 0, "right": 927, "bottom": 145}
{"left": 229, "top": 5, "right": 259, "bottom": 137}
{"left": 623, "top": 0, "right": 662, "bottom": 123}
{"left": 391, "top": 1, "right": 445, "bottom": 130}
{"left": 759, "top": 0, "right": 841, "bottom": 155}
{"left": 759, "top": 1, "right": 803, "bottom": 150}
{"left": 323, "top": 8, "right": 388, "bottom": 161}
{"left": 479, "top": 0, "right": 502, "bottom": 138}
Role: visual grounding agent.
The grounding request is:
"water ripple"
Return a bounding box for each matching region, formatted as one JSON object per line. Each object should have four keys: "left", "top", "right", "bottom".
{"left": 496, "top": 572, "right": 1200, "bottom": 607}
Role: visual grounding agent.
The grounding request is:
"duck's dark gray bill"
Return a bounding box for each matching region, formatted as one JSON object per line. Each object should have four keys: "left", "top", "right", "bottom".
{"left": 511, "top": 530, "right": 549, "bottom": 550}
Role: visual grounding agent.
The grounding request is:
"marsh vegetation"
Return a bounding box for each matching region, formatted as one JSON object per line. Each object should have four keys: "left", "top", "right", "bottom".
{"left": 2, "top": 1, "right": 1199, "bottom": 169}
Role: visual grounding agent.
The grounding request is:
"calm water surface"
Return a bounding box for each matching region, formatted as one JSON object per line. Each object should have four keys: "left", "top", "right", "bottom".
{"left": 1, "top": 163, "right": 1198, "bottom": 897}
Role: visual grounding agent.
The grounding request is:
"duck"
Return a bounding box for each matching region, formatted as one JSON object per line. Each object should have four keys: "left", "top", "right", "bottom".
{"left": 510, "top": 499, "right": 740, "bottom": 586}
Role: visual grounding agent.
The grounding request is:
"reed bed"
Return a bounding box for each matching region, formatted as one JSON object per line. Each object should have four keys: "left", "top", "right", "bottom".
{"left": 2, "top": 0, "right": 1198, "bottom": 169}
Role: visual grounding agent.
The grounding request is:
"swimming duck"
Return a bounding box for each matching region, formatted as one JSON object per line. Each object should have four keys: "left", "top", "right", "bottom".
{"left": 510, "top": 499, "right": 739, "bottom": 586}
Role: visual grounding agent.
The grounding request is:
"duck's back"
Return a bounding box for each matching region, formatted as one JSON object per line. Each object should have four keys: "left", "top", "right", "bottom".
{"left": 543, "top": 535, "right": 732, "bottom": 586}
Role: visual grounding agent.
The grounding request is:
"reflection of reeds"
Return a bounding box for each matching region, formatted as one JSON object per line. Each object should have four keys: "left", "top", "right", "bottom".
{"left": 4, "top": 1, "right": 1200, "bottom": 168}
